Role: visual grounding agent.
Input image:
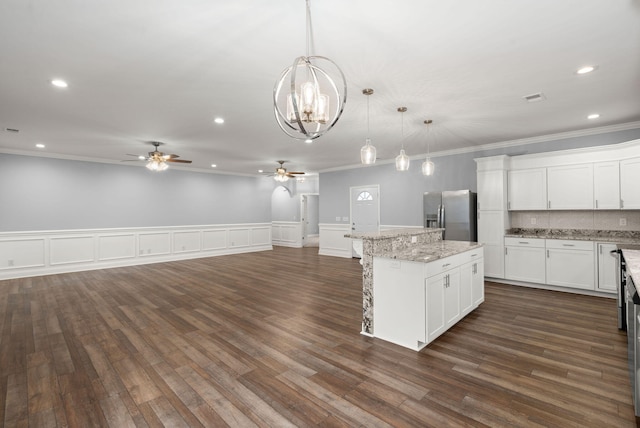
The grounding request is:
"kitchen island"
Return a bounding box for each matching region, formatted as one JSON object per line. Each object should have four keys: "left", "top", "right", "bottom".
{"left": 345, "top": 228, "right": 444, "bottom": 335}
{"left": 373, "top": 241, "right": 484, "bottom": 351}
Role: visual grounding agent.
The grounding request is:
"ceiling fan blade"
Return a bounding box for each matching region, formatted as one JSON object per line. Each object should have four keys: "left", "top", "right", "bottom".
{"left": 165, "top": 154, "right": 180, "bottom": 159}
{"left": 166, "top": 159, "right": 192, "bottom": 163}
{"left": 287, "top": 171, "right": 305, "bottom": 175}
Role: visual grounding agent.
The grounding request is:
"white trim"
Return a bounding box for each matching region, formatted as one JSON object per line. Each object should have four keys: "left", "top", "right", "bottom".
{"left": 272, "top": 221, "right": 303, "bottom": 248}
{"left": 318, "top": 224, "right": 352, "bottom": 258}
{"left": 320, "top": 121, "right": 640, "bottom": 173}
{"left": 0, "top": 223, "right": 272, "bottom": 280}
{"left": 487, "top": 277, "right": 616, "bottom": 299}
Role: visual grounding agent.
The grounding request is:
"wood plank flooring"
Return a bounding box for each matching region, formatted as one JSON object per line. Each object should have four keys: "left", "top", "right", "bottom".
{"left": 0, "top": 246, "right": 636, "bottom": 427}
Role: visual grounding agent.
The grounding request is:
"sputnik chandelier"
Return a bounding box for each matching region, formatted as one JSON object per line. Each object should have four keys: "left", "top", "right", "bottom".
{"left": 273, "top": 0, "right": 347, "bottom": 142}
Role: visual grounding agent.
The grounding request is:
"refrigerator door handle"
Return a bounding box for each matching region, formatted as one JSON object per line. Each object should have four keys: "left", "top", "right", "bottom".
{"left": 439, "top": 205, "right": 445, "bottom": 229}
{"left": 436, "top": 205, "right": 442, "bottom": 228}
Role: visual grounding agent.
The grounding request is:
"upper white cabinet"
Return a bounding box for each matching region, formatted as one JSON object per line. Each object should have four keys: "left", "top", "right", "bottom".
{"left": 507, "top": 168, "right": 547, "bottom": 210}
{"left": 477, "top": 170, "right": 506, "bottom": 211}
{"left": 593, "top": 161, "right": 621, "bottom": 209}
{"left": 547, "top": 164, "right": 594, "bottom": 210}
{"left": 621, "top": 157, "right": 640, "bottom": 209}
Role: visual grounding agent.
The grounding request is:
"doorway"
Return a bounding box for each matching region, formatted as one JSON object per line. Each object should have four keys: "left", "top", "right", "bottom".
{"left": 301, "top": 194, "right": 319, "bottom": 247}
{"left": 350, "top": 185, "right": 380, "bottom": 257}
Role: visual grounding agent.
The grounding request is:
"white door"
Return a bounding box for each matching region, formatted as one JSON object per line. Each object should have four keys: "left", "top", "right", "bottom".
{"left": 350, "top": 185, "right": 380, "bottom": 256}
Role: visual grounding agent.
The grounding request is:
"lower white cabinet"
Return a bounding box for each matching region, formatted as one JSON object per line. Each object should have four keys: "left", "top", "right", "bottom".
{"left": 373, "top": 247, "right": 484, "bottom": 351}
{"left": 545, "top": 240, "right": 595, "bottom": 290}
{"left": 504, "top": 238, "right": 546, "bottom": 284}
{"left": 596, "top": 242, "right": 618, "bottom": 293}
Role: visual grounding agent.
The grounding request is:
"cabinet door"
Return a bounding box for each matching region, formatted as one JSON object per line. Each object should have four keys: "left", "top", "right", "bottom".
{"left": 460, "top": 263, "right": 474, "bottom": 317}
{"left": 482, "top": 244, "right": 504, "bottom": 279}
{"left": 461, "top": 259, "right": 485, "bottom": 316}
{"left": 594, "top": 162, "right": 620, "bottom": 210}
{"left": 597, "top": 243, "right": 618, "bottom": 293}
{"left": 547, "top": 164, "right": 594, "bottom": 210}
{"left": 477, "top": 170, "right": 506, "bottom": 211}
{"left": 473, "top": 260, "right": 485, "bottom": 306}
{"left": 426, "top": 274, "right": 446, "bottom": 342}
{"left": 444, "top": 269, "right": 461, "bottom": 329}
{"left": 477, "top": 211, "right": 506, "bottom": 245}
{"left": 508, "top": 168, "right": 547, "bottom": 210}
{"left": 505, "top": 246, "right": 546, "bottom": 284}
{"left": 546, "top": 248, "right": 595, "bottom": 290}
{"left": 621, "top": 157, "right": 640, "bottom": 209}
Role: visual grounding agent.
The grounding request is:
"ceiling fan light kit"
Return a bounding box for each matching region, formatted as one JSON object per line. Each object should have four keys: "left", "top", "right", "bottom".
{"left": 273, "top": 0, "right": 346, "bottom": 142}
{"left": 360, "top": 88, "right": 376, "bottom": 165}
{"left": 271, "top": 160, "right": 305, "bottom": 182}
{"left": 127, "top": 141, "right": 193, "bottom": 172}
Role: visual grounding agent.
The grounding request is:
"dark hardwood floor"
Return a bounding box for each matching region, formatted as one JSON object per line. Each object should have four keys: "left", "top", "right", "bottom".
{"left": 0, "top": 246, "right": 635, "bottom": 427}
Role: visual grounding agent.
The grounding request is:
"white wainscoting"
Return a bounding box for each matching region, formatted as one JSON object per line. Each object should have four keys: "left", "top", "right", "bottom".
{"left": 0, "top": 223, "right": 272, "bottom": 280}
{"left": 271, "top": 221, "right": 303, "bottom": 248}
{"left": 318, "top": 223, "right": 352, "bottom": 258}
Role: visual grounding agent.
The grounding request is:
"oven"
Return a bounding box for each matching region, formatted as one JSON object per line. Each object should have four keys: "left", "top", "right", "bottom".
{"left": 626, "top": 271, "right": 640, "bottom": 417}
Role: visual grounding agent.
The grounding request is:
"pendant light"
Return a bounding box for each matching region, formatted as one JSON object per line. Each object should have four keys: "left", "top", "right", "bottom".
{"left": 273, "top": 0, "right": 347, "bottom": 142}
{"left": 422, "top": 119, "right": 435, "bottom": 176}
{"left": 360, "top": 88, "right": 376, "bottom": 165}
{"left": 395, "top": 107, "right": 410, "bottom": 171}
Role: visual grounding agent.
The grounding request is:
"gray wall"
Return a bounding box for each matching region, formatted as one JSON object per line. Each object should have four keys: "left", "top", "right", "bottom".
{"left": 319, "top": 128, "right": 640, "bottom": 226}
{"left": 0, "top": 154, "right": 273, "bottom": 231}
{"left": 270, "top": 176, "right": 319, "bottom": 222}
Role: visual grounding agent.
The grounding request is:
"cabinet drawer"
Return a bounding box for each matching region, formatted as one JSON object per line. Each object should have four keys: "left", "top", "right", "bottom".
{"left": 425, "top": 253, "right": 462, "bottom": 278}
{"left": 504, "top": 237, "right": 545, "bottom": 248}
{"left": 545, "top": 239, "right": 593, "bottom": 251}
{"left": 460, "top": 247, "right": 484, "bottom": 265}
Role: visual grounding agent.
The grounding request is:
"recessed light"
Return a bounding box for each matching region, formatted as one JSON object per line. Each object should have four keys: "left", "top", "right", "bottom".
{"left": 51, "top": 79, "right": 68, "bottom": 88}
{"left": 576, "top": 65, "right": 597, "bottom": 75}
{"left": 587, "top": 113, "right": 600, "bottom": 120}
{"left": 258, "top": 169, "right": 263, "bottom": 173}
{"left": 36, "top": 143, "right": 45, "bottom": 148}
{"left": 214, "top": 117, "right": 224, "bottom": 124}
{"left": 304, "top": 139, "right": 313, "bottom": 144}
{"left": 211, "top": 164, "right": 217, "bottom": 168}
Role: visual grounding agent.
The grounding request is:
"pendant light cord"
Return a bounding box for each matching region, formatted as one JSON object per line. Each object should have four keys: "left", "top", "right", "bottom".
{"left": 401, "top": 110, "right": 405, "bottom": 149}
{"left": 366, "top": 94, "right": 370, "bottom": 137}
{"left": 305, "top": 0, "right": 313, "bottom": 58}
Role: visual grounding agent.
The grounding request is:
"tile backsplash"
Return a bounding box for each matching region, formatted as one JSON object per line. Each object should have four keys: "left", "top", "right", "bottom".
{"left": 510, "top": 210, "right": 640, "bottom": 231}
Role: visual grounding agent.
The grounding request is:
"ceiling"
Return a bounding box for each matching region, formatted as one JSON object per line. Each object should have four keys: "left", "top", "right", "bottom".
{"left": 1, "top": 0, "right": 639, "bottom": 176}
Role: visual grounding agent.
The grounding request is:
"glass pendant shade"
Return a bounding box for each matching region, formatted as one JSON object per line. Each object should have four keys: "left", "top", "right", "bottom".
{"left": 273, "top": 174, "right": 289, "bottom": 182}
{"left": 422, "top": 158, "right": 435, "bottom": 176}
{"left": 395, "top": 149, "right": 410, "bottom": 171}
{"left": 361, "top": 138, "right": 376, "bottom": 165}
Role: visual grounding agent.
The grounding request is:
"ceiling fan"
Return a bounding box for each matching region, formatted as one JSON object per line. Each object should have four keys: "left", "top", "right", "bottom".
{"left": 268, "top": 160, "right": 305, "bottom": 182}
{"left": 126, "top": 141, "right": 192, "bottom": 171}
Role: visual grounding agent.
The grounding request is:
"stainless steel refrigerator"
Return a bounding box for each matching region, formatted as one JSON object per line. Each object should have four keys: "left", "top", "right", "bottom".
{"left": 423, "top": 190, "right": 477, "bottom": 241}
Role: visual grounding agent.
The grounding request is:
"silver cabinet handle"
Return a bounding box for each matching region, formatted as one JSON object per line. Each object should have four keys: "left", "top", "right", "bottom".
{"left": 562, "top": 244, "right": 575, "bottom": 247}
{"left": 622, "top": 199, "right": 625, "bottom": 208}
{"left": 470, "top": 253, "right": 478, "bottom": 257}
{"left": 518, "top": 241, "right": 529, "bottom": 244}
{"left": 548, "top": 201, "right": 551, "bottom": 209}
{"left": 547, "top": 249, "right": 550, "bottom": 258}
{"left": 599, "top": 245, "right": 602, "bottom": 255}
{"left": 508, "top": 201, "right": 511, "bottom": 210}
{"left": 442, "top": 263, "right": 451, "bottom": 268}
{"left": 505, "top": 247, "right": 508, "bottom": 255}
{"left": 595, "top": 200, "right": 598, "bottom": 209}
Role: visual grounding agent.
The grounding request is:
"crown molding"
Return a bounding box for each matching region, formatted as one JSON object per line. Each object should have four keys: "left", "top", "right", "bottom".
{"left": 319, "top": 121, "right": 640, "bottom": 173}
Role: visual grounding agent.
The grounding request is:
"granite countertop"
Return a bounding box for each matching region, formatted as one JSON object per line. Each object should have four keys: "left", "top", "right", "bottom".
{"left": 505, "top": 228, "right": 640, "bottom": 245}
{"left": 622, "top": 249, "right": 640, "bottom": 287}
{"left": 345, "top": 227, "right": 443, "bottom": 240}
{"left": 375, "top": 240, "right": 483, "bottom": 263}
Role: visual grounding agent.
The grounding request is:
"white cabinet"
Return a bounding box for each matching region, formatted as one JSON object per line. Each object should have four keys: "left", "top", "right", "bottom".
{"left": 461, "top": 258, "right": 484, "bottom": 317}
{"left": 373, "top": 248, "right": 484, "bottom": 351}
{"left": 477, "top": 210, "right": 506, "bottom": 278}
{"left": 621, "top": 157, "right": 640, "bottom": 209}
{"left": 596, "top": 242, "right": 618, "bottom": 293}
{"left": 507, "top": 168, "right": 547, "bottom": 210}
{"left": 593, "top": 161, "right": 620, "bottom": 209}
{"left": 373, "top": 258, "right": 426, "bottom": 348}
{"left": 504, "top": 237, "right": 546, "bottom": 284}
{"left": 426, "top": 268, "right": 460, "bottom": 343}
{"left": 477, "top": 170, "right": 506, "bottom": 211}
{"left": 547, "top": 164, "right": 594, "bottom": 210}
{"left": 545, "top": 240, "right": 595, "bottom": 290}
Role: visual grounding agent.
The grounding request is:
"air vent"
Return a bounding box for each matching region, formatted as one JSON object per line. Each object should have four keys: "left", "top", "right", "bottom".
{"left": 4, "top": 127, "right": 19, "bottom": 133}
{"left": 523, "top": 92, "right": 546, "bottom": 103}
